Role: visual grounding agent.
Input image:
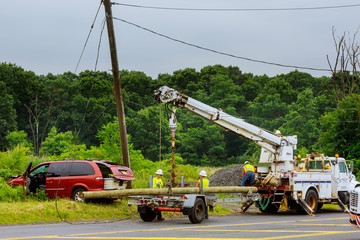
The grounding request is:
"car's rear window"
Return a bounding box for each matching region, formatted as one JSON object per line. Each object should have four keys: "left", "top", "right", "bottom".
{"left": 96, "top": 163, "right": 112, "bottom": 178}
{"left": 48, "top": 162, "right": 95, "bottom": 177}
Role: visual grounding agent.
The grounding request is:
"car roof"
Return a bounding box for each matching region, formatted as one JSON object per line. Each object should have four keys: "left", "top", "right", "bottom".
{"left": 39, "top": 159, "right": 127, "bottom": 167}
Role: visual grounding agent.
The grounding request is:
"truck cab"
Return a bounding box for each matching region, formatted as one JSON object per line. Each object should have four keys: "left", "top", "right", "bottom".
{"left": 297, "top": 154, "right": 359, "bottom": 205}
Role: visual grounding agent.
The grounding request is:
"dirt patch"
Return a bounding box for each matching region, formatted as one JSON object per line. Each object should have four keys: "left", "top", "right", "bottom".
{"left": 209, "top": 164, "right": 244, "bottom": 187}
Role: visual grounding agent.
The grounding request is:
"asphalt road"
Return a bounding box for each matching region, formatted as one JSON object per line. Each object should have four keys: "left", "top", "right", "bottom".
{"left": 0, "top": 208, "right": 358, "bottom": 240}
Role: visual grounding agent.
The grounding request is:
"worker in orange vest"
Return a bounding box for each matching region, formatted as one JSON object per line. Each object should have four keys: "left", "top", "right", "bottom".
{"left": 241, "top": 161, "right": 255, "bottom": 186}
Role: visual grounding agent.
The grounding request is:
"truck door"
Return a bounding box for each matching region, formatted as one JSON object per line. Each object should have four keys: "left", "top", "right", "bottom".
{"left": 338, "top": 160, "right": 350, "bottom": 191}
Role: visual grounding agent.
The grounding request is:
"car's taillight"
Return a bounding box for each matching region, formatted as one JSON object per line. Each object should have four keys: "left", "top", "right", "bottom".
{"left": 95, "top": 177, "right": 104, "bottom": 186}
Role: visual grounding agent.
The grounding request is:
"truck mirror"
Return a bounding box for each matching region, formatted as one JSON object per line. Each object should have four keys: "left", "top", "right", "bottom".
{"left": 349, "top": 162, "right": 354, "bottom": 173}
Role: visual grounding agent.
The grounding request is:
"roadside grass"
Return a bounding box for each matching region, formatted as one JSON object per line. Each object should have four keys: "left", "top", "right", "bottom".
{"left": 0, "top": 198, "right": 235, "bottom": 225}
{"left": 0, "top": 198, "right": 137, "bottom": 224}
{"left": 0, "top": 193, "right": 234, "bottom": 224}
{"left": 322, "top": 204, "right": 342, "bottom": 210}
{"left": 0, "top": 200, "right": 343, "bottom": 225}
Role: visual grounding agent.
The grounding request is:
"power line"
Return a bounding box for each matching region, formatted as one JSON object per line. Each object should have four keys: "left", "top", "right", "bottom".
{"left": 74, "top": 2, "right": 103, "bottom": 74}
{"left": 113, "top": 17, "right": 330, "bottom": 72}
{"left": 94, "top": 18, "right": 106, "bottom": 71}
{"left": 113, "top": 2, "right": 360, "bottom": 11}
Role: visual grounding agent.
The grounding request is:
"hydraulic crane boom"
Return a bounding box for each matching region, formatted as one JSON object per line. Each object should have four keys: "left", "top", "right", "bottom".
{"left": 154, "top": 86, "right": 297, "bottom": 171}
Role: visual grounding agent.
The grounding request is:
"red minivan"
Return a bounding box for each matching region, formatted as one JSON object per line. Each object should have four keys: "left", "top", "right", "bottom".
{"left": 7, "top": 160, "right": 135, "bottom": 202}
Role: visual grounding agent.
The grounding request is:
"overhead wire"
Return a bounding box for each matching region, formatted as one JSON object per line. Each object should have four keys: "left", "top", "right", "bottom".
{"left": 113, "top": 2, "right": 360, "bottom": 11}
{"left": 113, "top": 17, "right": 330, "bottom": 72}
{"left": 94, "top": 18, "right": 107, "bottom": 71}
{"left": 74, "top": 1, "right": 103, "bottom": 74}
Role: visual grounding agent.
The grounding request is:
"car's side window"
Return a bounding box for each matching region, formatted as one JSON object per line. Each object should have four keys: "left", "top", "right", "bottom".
{"left": 69, "top": 163, "right": 95, "bottom": 176}
{"left": 48, "top": 163, "right": 71, "bottom": 177}
{"left": 30, "top": 165, "right": 49, "bottom": 177}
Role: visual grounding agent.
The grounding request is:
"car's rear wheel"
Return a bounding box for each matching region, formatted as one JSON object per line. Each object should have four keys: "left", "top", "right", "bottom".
{"left": 72, "top": 188, "right": 87, "bottom": 202}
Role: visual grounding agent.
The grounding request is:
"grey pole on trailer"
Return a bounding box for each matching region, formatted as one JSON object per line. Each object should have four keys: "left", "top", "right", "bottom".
{"left": 149, "top": 175, "right": 153, "bottom": 188}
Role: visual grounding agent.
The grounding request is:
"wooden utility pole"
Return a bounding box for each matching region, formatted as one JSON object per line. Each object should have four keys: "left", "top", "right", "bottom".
{"left": 103, "top": 0, "right": 131, "bottom": 187}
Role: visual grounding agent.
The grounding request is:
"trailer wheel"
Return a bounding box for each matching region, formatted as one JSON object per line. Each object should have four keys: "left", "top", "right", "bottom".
{"left": 188, "top": 198, "right": 205, "bottom": 224}
{"left": 139, "top": 207, "right": 157, "bottom": 222}
{"left": 305, "top": 189, "right": 318, "bottom": 212}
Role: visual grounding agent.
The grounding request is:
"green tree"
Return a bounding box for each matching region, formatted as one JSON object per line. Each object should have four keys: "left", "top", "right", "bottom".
{"left": 57, "top": 71, "right": 115, "bottom": 147}
{"left": 279, "top": 89, "right": 320, "bottom": 150}
{"left": 317, "top": 94, "right": 360, "bottom": 159}
{"left": 5, "top": 131, "right": 32, "bottom": 150}
{"left": 126, "top": 105, "right": 173, "bottom": 161}
{"left": 40, "top": 127, "right": 74, "bottom": 156}
{"left": 0, "top": 81, "right": 17, "bottom": 150}
{"left": 120, "top": 70, "right": 154, "bottom": 112}
{"left": 178, "top": 123, "right": 226, "bottom": 166}
{"left": 248, "top": 94, "right": 288, "bottom": 131}
{"left": 256, "top": 77, "right": 298, "bottom": 104}
{"left": 0, "top": 63, "right": 39, "bottom": 149}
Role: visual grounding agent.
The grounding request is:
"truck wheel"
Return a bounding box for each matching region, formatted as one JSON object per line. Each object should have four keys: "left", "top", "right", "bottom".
{"left": 259, "top": 203, "right": 279, "bottom": 213}
{"left": 305, "top": 189, "right": 318, "bottom": 212}
{"left": 188, "top": 198, "right": 205, "bottom": 224}
{"left": 317, "top": 203, "right": 323, "bottom": 210}
{"left": 139, "top": 207, "right": 157, "bottom": 222}
{"left": 339, "top": 191, "right": 349, "bottom": 205}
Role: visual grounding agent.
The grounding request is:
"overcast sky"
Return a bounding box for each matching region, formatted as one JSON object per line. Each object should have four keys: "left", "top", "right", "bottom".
{"left": 1, "top": 0, "right": 359, "bottom": 79}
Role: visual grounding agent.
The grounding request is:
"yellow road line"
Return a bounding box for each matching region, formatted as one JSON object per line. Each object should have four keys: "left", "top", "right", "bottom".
{"left": 0, "top": 217, "right": 353, "bottom": 240}
{"left": 258, "top": 231, "right": 359, "bottom": 240}
{"left": 196, "top": 229, "right": 333, "bottom": 233}
{"left": 291, "top": 223, "right": 351, "bottom": 226}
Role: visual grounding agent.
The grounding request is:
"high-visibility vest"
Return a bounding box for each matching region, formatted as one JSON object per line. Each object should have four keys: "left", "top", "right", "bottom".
{"left": 153, "top": 177, "right": 164, "bottom": 188}
{"left": 197, "top": 178, "right": 209, "bottom": 188}
{"left": 244, "top": 164, "right": 255, "bottom": 173}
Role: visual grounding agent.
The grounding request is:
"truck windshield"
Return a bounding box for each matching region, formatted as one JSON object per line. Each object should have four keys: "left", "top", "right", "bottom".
{"left": 339, "top": 161, "right": 347, "bottom": 173}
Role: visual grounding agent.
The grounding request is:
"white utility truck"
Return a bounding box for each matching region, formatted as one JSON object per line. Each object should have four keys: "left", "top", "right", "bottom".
{"left": 153, "top": 86, "right": 360, "bottom": 215}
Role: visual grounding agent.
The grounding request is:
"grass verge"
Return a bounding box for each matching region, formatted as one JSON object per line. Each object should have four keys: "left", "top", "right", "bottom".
{"left": 0, "top": 200, "right": 342, "bottom": 225}
{"left": 0, "top": 198, "right": 137, "bottom": 225}
{"left": 0, "top": 198, "right": 237, "bottom": 225}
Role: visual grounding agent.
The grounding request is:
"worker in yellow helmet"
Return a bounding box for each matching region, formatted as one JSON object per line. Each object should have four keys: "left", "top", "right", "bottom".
{"left": 325, "top": 163, "right": 331, "bottom": 170}
{"left": 153, "top": 169, "right": 164, "bottom": 188}
{"left": 196, "top": 170, "right": 209, "bottom": 219}
{"left": 275, "top": 130, "right": 281, "bottom": 137}
{"left": 196, "top": 170, "right": 209, "bottom": 188}
{"left": 241, "top": 161, "right": 255, "bottom": 186}
{"left": 153, "top": 169, "right": 164, "bottom": 221}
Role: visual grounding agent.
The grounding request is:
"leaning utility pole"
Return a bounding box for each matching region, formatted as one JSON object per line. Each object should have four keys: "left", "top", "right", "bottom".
{"left": 103, "top": 0, "right": 131, "bottom": 187}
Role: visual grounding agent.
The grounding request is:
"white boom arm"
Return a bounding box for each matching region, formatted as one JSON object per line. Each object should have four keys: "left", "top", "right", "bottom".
{"left": 155, "top": 86, "right": 297, "bottom": 170}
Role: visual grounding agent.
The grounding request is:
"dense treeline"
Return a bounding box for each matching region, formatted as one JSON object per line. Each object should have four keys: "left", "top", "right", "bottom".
{"left": 1, "top": 62, "right": 360, "bottom": 178}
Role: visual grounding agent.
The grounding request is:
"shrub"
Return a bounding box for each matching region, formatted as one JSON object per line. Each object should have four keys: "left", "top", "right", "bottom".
{"left": 0, "top": 178, "right": 25, "bottom": 202}
{"left": 0, "top": 146, "right": 32, "bottom": 179}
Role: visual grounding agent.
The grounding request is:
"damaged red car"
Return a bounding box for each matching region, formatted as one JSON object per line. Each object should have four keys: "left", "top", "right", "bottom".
{"left": 7, "top": 160, "right": 135, "bottom": 202}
